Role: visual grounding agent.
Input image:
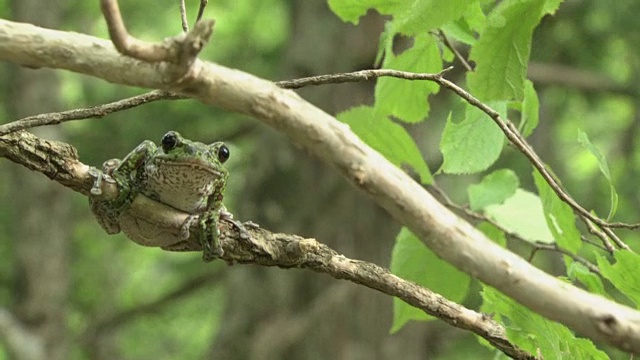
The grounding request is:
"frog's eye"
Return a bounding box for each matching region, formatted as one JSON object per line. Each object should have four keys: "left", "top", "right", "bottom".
{"left": 217, "top": 145, "right": 230, "bottom": 163}
{"left": 161, "top": 132, "right": 179, "bottom": 152}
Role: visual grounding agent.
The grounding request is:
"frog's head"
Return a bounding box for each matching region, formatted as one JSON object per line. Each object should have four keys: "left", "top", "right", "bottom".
{"left": 153, "top": 131, "right": 230, "bottom": 178}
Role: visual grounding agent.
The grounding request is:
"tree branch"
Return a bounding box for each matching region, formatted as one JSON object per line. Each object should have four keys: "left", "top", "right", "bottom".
{"left": 0, "top": 308, "right": 45, "bottom": 360}
{"left": 0, "top": 130, "right": 532, "bottom": 358}
{"left": 0, "top": 91, "right": 185, "bottom": 136}
{"left": 1, "top": 19, "right": 640, "bottom": 353}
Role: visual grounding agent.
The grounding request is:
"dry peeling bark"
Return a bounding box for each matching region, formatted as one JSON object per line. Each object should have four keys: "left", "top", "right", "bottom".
{"left": 1, "top": 17, "right": 640, "bottom": 354}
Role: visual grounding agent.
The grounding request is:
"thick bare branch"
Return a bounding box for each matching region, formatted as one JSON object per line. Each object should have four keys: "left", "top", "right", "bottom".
{"left": 1, "top": 19, "right": 640, "bottom": 353}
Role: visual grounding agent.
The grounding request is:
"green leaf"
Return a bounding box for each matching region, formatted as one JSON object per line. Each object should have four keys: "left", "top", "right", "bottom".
{"left": 597, "top": 251, "right": 640, "bottom": 308}
{"left": 543, "top": 0, "right": 564, "bottom": 15}
{"left": 481, "top": 286, "right": 608, "bottom": 359}
{"left": 577, "top": 130, "right": 618, "bottom": 220}
{"left": 441, "top": 19, "right": 478, "bottom": 46}
{"left": 390, "top": 228, "right": 470, "bottom": 333}
{"left": 485, "top": 189, "right": 554, "bottom": 243}
{"left": 338, "top": 106, "right": 433, "bottom": 184}
{"left": 375, "top": 36, "right": 441, "bottom": 123}
{"left": 327, "top": 0, "right": 401, "bottom": 25}
{"left": 390, "top": 0, "right": 471, "bottom": 35}
{"left": 467, "top": 0, "right": 546, "bottom": 101}
{"left": 440, "top": 102, "right": 506, "bottom": 174}
{"left": 532, "top": 170, "right": 582, "bottom": 253}
{"left": 520, "top": 80, "right": 540, "bottom": 137}
{"left": 468, "top": 169, "right": 519, "bottom": 211}
{"left": 477, "top": 221, "right": 507, "bottom": 247}
{"left": 567, "top": 262, "right": 606, "bottom": 297}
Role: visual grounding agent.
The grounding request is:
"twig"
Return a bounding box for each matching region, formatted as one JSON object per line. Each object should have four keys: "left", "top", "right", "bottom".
{"left": 430, "top": 184, "right": 601, "bottom": 276}
{"left": 530, "top": 242, "right": 602, "bottom": 276}
{"left": 581, "top": 235, "right": 609, "bottom": 252}
{"left": 437, "top": 29, "right": 473, "bottom": 72}
{"left": 179, "top": 0, "right": 189, "bottom": 32}
{"left": 276, "top": 67, "right": 453, "bottom": 89}
{"left": 100, "top": 0, "right": 214, "bottom": 65}
{"left": 0, "top": 91, "right": 185, "bottom": 136}
{"left": 196, "top": 0, "right": 208, "bottom": 24}
{"left": 277, "top": 69, "right": 636, "bottom": 244}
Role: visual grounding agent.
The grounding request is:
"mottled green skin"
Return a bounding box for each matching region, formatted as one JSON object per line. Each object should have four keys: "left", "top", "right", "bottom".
{"left": 90, "top": 131, "right": 229, "bottom": 261}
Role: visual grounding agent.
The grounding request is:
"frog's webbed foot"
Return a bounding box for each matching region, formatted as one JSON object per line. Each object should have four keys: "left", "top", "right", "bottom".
{"left": 220, "top": 210, "right": 257, "bottom": 241}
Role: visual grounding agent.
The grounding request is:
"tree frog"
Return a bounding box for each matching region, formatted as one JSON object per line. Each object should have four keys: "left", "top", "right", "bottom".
{"left": 89, "top": 131, "right": 230, "bottom": 261}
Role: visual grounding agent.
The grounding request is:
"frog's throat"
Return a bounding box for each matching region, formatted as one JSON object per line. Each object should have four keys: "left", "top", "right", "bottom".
{"left": 153, "top": 159, "right": 224, "bottom": 177}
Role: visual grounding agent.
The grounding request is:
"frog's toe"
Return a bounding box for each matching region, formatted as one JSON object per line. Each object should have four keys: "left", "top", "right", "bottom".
{"left": 201, "top": 242, "right": 224, "bottom": 262}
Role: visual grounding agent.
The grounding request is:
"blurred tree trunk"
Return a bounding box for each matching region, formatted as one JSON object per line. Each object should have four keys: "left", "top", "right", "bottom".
{"left": 6, "top": 1, "right": 71, "bottom": 359}
{"left": 210, "top": 2, "right": 430, "bottom": 359}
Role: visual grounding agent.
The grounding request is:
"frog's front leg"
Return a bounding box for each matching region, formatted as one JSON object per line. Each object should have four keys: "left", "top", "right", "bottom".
{"left": 89, "top": 141, "right": 157, "bottom": 233}
{"left": 196, "top": 208, "right": 225, "bottom": 262}
{"left": 110, "top": 140, "right": 156, "bottom": 204}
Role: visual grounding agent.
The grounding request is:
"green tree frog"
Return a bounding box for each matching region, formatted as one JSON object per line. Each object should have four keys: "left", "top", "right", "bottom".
{"left": 89, "top": 131, "right": 230, "bottom": 261}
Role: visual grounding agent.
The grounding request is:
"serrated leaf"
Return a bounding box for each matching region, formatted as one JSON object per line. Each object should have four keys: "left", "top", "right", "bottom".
{"left": 327, "top": 0, "right": 401, "bottom": 25}
{"left": 390, "top": 0, "right": 471, "bottom": 35}
{"left": 597, "top": 251, "right": 640, "bottom": 307}
{"left": 338, "top": 106, "right": 432, "bottom": 184}
{"left": 441, "top": 1, "right": 485, "bottom": 46}
{"left": 375, "top": 36, "right": 441, "bottom": 123}
{"left": 533, "top": 170, "right": 581, "bottom": 253}
{"left": 577, "top": 130, "right": 618, "bottom": 220}
{"left": 440, "top": 102, "right": 506, "bottom": 174}
{"left": 481, "top": 286, "right": 608, "bottom": 359}
{"left": 390, "top": 228, "right": 470, "bottom": 333}
{"left": 441, "top": 19, "right": 477, "bottom": 46}
{"left": 467, "top": 0, "right": 546, "bottom": 101}
{"left": 567, "top": 262, "right": 606, "bottom": 297}
{"left": 485, "top": 189, "right": 554, "bottom": 243}
{"left": 544, "top": 0, "right": 564, "bottom": 15}
{"left": 520, "top": 80, "right": 539, "bottom": 137}
{"left": 468, "top": 169, "right": 519, "bottom": 211}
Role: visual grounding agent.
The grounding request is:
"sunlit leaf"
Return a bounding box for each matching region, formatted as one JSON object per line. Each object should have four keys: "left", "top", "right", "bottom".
{"left": 567, "top": 262, "right": 606, "bottom": 297}
{"left": 338, "top": 106, "right": 432, "bottom": 184}
{"left": 390, "top": 228, "right": 470, "bottom": 333}
{"left": 440, "top": 102, "right": 506, "bottom": 174}
{"left": 481, "top": 286, "right": 608, "bottom": 359}
{"left": 390, "top": 0, "right": 471, "bottom": 35}
{"left": 375, "top": 36, "right": 441, "bottom": 123}
{"left": 597, "top": 251, "right": 640, "bottom": 308}
{"left": 577, "top": 130, "right": 618, "bottom": 220}
{"left": 533, "top": 170, "right": 581, "bottom": 253}
{"left": 484, "top": 189, "right": 554, "bottom": 243}
{"left": 477, "top": 221, "right": 507, "bottom": 247}
{"left": 520, "top": 80, "right": 540, "bottom": 137}
{"left": 467, "top": 0, "right": 546, "bottom": 101}
{"left": 327, "top": 0, "right": 401, "bottom": 24}
{"left": 468, "top": 169, "right": 519, "bottom": 211}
